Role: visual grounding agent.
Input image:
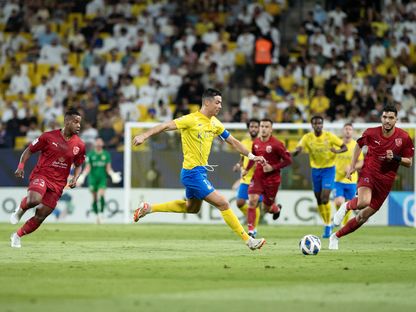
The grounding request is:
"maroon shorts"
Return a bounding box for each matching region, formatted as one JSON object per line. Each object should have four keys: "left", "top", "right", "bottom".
{"left": 28, "top": 176, "right": 63, "bottom": 209}
{"left": 357, "top": 172, "right": 394, "bottom": 211}
{"left": 248, "top": 177, "right": 280, "bottom": 206}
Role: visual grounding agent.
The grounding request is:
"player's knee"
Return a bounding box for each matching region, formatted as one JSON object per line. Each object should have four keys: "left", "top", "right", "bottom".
{"left": 356, "top": 212, "right": 369, "bottom": 224}
{"left": 357, "top": 199, "right": 371, "bottom": 209}
{"left": 216, "top": 200, "right": 229, "bottom": 211}
{"left": 334, "top": 199, "right": 342, "bottom": 208}
{"left": 186, "top": 205, "right": 201, "bottom": 214}
{"left": 238, "top": 199, "right": 248, "bottom": 209}
{"left": 26, "top": 197, "right": 41, "bottom": 208}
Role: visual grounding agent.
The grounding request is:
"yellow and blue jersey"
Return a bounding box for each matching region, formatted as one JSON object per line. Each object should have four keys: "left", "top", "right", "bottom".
{"left": 174, "top": 111, "right": 229, "bottom": 170}
{"left": 297, "top": 131, "right": 344, "bottom": 169}
{"left": 335, "top": 139, "right": 364, "bottom": 184}
{"left": 240, "top": 137, "right": 255, "bottom": 184}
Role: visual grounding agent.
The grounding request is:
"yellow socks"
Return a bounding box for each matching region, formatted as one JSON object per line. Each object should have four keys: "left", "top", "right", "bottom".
{"left": 318, "top": 203, "right": 331, "bottom": 225}
{"left": 221, "top": 208, "right": 250, "bottom": 241}
{"left": 151, "top": 200, "right": 187, "bottom": 213}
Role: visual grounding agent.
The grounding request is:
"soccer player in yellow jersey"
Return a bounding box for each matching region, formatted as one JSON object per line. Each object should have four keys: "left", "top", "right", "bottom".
{"left": 233, "top": 119, "right": 261, "bottom": 236}
{"left": 292, "top": 116, "right": 347, "bottom": 238}
{"left": 132, "top": 89, "right": 267, "bottom": 250}
{"left": 333, "top": 123, "right": 364, "bottom": 225}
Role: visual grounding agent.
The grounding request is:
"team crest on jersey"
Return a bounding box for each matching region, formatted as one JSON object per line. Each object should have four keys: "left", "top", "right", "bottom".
{"left": 395, "top": 138, "right": 402, "bottom": 147}
{"left": 266, "top": 145, "right": 272, "bottom": 153}
{"left": 73, "top": 146, "right": 80, "bottom": 155}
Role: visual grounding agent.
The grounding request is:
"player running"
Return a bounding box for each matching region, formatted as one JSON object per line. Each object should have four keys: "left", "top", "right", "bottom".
{"left": 10, "top": 109, "right": 86, "bottom": 248}
{"left": 232, "top": 118, "right": 261, "bottom": 236}
{"left": 292, "top": 116, "right": 347, "bottom": 238}
{"left": 132, "top": 88, "right": 267, "bottom": 250}
{"left": 77, "top": 137, "right": 122, "bottom": 224}
{"left": 333, "top": 123, "right": 364, "bottom": 225}
{"left": 244, "top": 118, "right": 292, "bottom": 237}
{"left": 330, "top": 105, "right": 414, "bottom": 250}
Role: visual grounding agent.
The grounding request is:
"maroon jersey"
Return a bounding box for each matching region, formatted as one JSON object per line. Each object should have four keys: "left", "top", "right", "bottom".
{"left": 357, "top": 126, "right": 414, "bottom": 182}
{"left": 28, "top": 130, "right": 86, "bottom": 190}
{"left": 251, "top": 136, "right": 292, "bottom": 181}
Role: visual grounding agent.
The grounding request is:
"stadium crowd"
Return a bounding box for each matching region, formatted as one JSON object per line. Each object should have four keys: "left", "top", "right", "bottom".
{"left": 0, "top": 0, "right": 415, "bottom": 149}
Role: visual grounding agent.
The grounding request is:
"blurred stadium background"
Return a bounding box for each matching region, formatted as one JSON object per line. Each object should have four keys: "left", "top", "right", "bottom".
{"left": 0, "top": 0, "right": 415, "bottom": 226}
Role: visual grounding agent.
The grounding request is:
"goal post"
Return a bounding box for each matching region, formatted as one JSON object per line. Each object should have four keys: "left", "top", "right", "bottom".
{"left": 124, "top": 121, "right": 416, "bottom": 227}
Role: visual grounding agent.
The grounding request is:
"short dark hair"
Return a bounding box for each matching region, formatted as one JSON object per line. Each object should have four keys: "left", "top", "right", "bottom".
{"left": 246, "top": 118, "right": 260, "bottom": 128}
{"left": 260, "top": 118, "right": 273, "bottom": 125}
{"left": 65, "top": 109, "right": 81, "bottom": 118}
{"left": 202, "top": 88, "right": 222, "bottom": 101}
{"left": 310, "top": 115, "right": 324, "bottom": 123}
{"left": 383, "top": 104, "right": 397, "bottom": 116}
{"left": 344, "top": 122, "right": 353, "bottom": 128}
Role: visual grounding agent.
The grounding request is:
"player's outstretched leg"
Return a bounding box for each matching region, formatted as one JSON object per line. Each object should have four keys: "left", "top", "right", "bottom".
{"left": 10, "top": 205, "right": 53, "bottom": 248}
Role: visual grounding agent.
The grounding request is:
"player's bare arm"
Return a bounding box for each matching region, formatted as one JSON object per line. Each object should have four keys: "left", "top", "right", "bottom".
{"left": 133, "top": 120, "right": 178, "bottom": 146}
{"left": 233, "top": 156, "right": 244, "bottom": 172}
{"left": 14, "top": 147, "right": 33, "bottom": 179}
{"left": 225, "top": 135, "right": 266, "bottom": 165}
{"left": 385, "top": 150, "right": 413, "bottom": 168}
{"left": 291, "top": 146, "right": 302, "bottom": 157}
{"left": 330, "top": 143, "right": 347, "bottom": 154}
{"left": 76, "top": 163, "right": 91, "bottom": 186}
{"left": 346, "top": 144, "right": 362, "bottom": 180}
{"left": 68, "top": 164, "right": 83, "bottom": 188}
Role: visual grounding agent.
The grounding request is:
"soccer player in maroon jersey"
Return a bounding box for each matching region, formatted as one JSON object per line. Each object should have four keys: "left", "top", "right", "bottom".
{"left": 330, "top": 105, "right": 414, "bottom": 250}
{"left": 244, "top": 118, "right": 292, "bottom": 237}
{"left": 9, "top": 109, "right": 86, "bottom": 248}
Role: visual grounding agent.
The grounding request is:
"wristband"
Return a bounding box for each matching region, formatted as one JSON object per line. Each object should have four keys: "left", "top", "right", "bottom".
{"left": 248, "top": 152, "right": 255, "bottom": 160}
{"left": 392, "top": 154, "right": 402, "bottom": 163}
{"left": 18, "top": 162, "right": 25, "bottom": 170}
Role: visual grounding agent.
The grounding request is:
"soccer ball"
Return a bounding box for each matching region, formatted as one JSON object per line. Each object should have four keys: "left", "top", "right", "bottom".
{"left": 299, "top": 234, "right": 321, "bottom": 255}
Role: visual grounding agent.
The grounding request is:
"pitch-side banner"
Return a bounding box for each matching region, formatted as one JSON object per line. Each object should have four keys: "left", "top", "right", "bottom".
{"left": 0, "top": 188, "right": 388, "bottom": 225}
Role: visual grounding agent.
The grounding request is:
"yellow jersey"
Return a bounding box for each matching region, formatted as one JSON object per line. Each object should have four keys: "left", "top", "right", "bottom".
{"left": 174, "top": 111, "right": 227, "bottom": 170}
{"left": 335, "top": 139, "right": 364, "bottom": 183}
{"left": 297, "top": 131, "right": 344, "bottom": 169}
{"left": 240, "top": 137, "right": 255, "bottom": 184}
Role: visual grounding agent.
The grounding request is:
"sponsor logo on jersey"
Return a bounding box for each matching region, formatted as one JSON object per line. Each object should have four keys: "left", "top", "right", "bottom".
{"left": 395, "top": 138, "right": 402, "bottom": 147}
{"left": 73, "top": 146, "right": 80, "bottom": 155}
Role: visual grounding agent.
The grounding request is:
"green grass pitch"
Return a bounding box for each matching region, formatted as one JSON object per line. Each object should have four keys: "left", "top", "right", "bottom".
{"left": 1, "top": 223, "right": 416, "bottom": 312}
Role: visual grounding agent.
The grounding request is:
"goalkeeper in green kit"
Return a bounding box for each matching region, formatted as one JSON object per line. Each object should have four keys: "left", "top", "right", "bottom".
{"left": 77, "top": 138, "right": 122, "bottom": 223}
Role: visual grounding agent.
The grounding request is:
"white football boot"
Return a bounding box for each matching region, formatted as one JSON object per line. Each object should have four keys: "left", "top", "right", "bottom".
{"left": 246, "top": 237, "right": 266, "bottom": 250}
{"left": 10, "top": 208, "right": 24, "bottom": 225}
{"left": 333, "top": 202, "right": 348, "bottom": 226}
{"left": 328, "top": 233, "right": 339, "bottom": 250}
{"left": 10, "top": 233, "right": 21, "bottom": 248}
{"left": 133, "top": 202, "right": 151, "bottom": 222}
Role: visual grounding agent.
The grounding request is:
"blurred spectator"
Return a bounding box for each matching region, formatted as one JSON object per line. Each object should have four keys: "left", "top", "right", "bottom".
{"left": 80, "top": 121, "right": 98, "bottom": 149}
{"left": 7, "top": 68, "right": 31, "bottom": 95}
{"left": 39, "top": 38, "right": 68, "bottom": 65}
{"left": 0, "top": 122, "right": 9, "bottom": 148}
{"left": 98, "top": 116, "right": 119, "bottom": 148}
{"left": 26, "top": 121, "right": 42, "bottom": 144}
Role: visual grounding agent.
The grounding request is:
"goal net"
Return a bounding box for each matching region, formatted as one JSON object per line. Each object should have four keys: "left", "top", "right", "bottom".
{"left": 123, "top": 122, "right": 416, "bottom": 227}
